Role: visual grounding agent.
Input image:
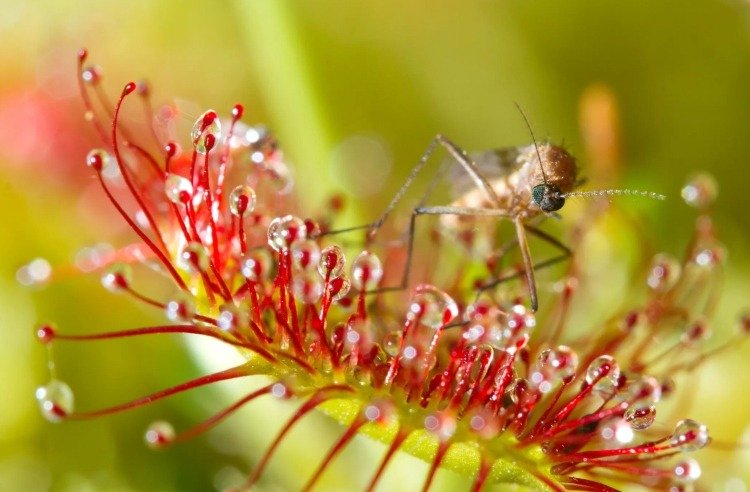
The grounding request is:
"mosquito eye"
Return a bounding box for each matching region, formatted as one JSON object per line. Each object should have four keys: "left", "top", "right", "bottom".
{"left": 531, "top": 184, "right": 565, "bottom": 213}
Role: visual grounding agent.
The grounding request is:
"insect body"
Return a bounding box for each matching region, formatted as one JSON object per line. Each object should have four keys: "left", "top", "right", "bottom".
{"left": 394, "top": 136, "right": 576, "bottom": 312}
{"left": 322, "top": 129, "right": 660, "bottom": 312}
{"left": 443, "top": 143, "right": 577, "bottom": 226}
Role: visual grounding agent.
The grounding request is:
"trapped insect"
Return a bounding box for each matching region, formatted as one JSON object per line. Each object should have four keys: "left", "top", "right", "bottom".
{"left": 330, "top": 109, "right": 665, "bottom": 312}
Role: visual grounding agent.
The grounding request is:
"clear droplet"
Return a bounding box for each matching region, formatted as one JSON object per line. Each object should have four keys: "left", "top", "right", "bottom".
{"left": 292, "top": 273, "right": 324, "bottom": 304}
{"left": 229, "top": 185, "right": 256, "bottom": 217}
{"left": 599, "top": 418, "right": 634, "bottom": 444}
{"left": 671, "top": 419, "right": 709, "bottom": 451}
{"left": 318, "top": 245, "right": 346, "bottom": 279}
{"left": 85, "top": 148, "right": 110, "bottom": 172}
{"left": 191, "top": 110, "right": 221, "bottom": 154}
{"left": 502, "top": 304, "right": 536, "bottom": 345}
{"left": 267, "top": 215, "right": 306, "bottom": 252}
{"left": 329, "top": 275, "right": 351, "bottom": 301}
{"left": 145, "top": 420, "right": 175, "bottom": 449}
{"left": 423, "top": 412, "right": 456, "bottom": 440}
{"left": 101, "top": 263, "right": 132, "bottom": 293}
{"left": 363, "top": 400, "right": 394, "bottom": 424}
{"left": 624, "top": 403, "right": 656, "bottom": 430}
{"left": 692, "top": 244, "right": 725, "bottom": 268}
{"left": 466, "top": 409, "right": 500, "bottom": 440}
{"left": 240, "top": 251, "right": 272, "bottom": 282}
{"left": 164, "top": 292, "right": 196, "bottom": 321}
{"left": 165, "top": 173, "right": 193, "bottom": 204}
{"left": 16, "top": 257, "right": 52, "bottom": 286}
{"left": 537, "top": 345, "right": 579, "bottom": 381}
{"left": 408, "top": 284, "right": 459, "bottom": 330}
{"left": 36, "top": 324, "right": 56, "bottom": 344}
{"left": 681, "top": 173, "right": 717, "bottom": 209}
{"left": 36, "top": 380, "right": 74, "bottom": 422}
{"left": 217, "top": 303, "right": 247, "bottom": 331}
{"left": 647, "top": 253, "right": 681, "bottom": 292}
{"left": 673, "top": 458, "right": 702, "bottom": 484}
{"left": 383, "top": 331, "right": 402, "bottom": 356}
{"left": 681, "top": 318, "right": 711, "bottom": 346}
{"left": 178, "top": 242, "right": 209, "bottom": 273}
{"left": 585, "top": 355, "right": 620, "bottom": 397}
{"left": 290, "top": 239, "right": 321, "bottom": 271}
{"left": 81, "top": 65, "right": 102, "bottom": 84}
{"left": 628, "top": 375, "right": 662, "bottom": 404}
{"left": 271, "top": 381, "right": 292, "bottom": 399}
{"left": 351, "top": 251, "right": 383, "bottom": 291}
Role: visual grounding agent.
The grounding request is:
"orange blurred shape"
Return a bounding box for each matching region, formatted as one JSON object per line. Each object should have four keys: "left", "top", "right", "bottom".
{"left": 578, "top": 84, "right": 621, "bottom": 185}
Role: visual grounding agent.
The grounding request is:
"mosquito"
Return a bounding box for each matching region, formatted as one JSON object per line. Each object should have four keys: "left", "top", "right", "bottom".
{"left": 322, "top": 107, "right": 664, "bottom": 312}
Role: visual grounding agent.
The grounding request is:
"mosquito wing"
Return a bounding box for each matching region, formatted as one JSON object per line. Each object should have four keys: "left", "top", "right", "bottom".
{"left": 447, "top": 145, "right": 534, "bottom": 199}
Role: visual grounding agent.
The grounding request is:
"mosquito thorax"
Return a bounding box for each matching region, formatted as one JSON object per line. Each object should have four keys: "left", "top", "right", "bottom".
{"left": 531, "top": 183, "right": 565, "bottom": 212}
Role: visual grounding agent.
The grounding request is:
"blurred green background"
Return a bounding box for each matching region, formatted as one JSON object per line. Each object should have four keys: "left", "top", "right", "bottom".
{"left": 1, "top": 1, "right": 749, "bottom": 490}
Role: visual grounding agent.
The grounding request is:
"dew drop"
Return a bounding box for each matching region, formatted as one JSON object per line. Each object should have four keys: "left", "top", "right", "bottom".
{"left": 408, "top": 284, "right": 458, "bottom": 330}
{"left": 424, "top": 412, "right": 456, "bottom": 440}
{"left": 86, "top": 148, "right": 110, "bottom": 172}
{"left": 191, "top": 110, "right": 221, "bottom": 155}
{"left": 290, "top": 239, "right": 321, "bottom": 271}
{"left": 624, "top": 403, "right": 656, "bottom": 430}
{"left": 692, "top": 244, "right": 725, "bottom": 268}
{"left": 351, "top": 251, "right": 383, "bottom": 291}
{"left": 229, "top": 185, "right": 256, "bottom": 217}
{"left": 671, "top": 419, "right": 709, "bottom": 451}
{"left": 122, "top": 82, "right": 137, "bottom": 96}
{"left": 101, "top": 263, "right": 132, "bottom": 293}
{"left": 383, "top": 331, "right": 402, "bottom": 357}
{"left": 164, "top": 292, "right": 196, "bottom": 322}
{"left": 217, "top": 303, "right": 247, "bottom": 331}
{"left": 144, "top": 420, "right": 175, "bottom": 449}
{"left": 537, "top": 345, "right": 579, "bottom": 381}
{"left": 36, "top": 324, "right": 56, "bottom": 344}
{"left": 599, "top": 418, "right": 634, "bottom": 444}
{"left": 16, "top": 257, "right": 52, "bottom": 286}
{"left": 364, "top": 400, "right": 394, "bottom": 424}
{"left": 681, "top": 173, "right": 717, "bottom": 209}
{"left": 81, "top": 65, "right": 102, "bottom": 84}
{"left": 164, "top": 173, "right": 193, "bottom": 204}
{"left": 178, "top": 242, "right": 209, "bottom": 274}
{"left": 318, "top": 245, "right": 346, "bottom": 279}
{"left": 292, "top": 273, "right": 324, "bottom": 304}
{"left": 628, "top": 375, "right": 662, "bottom": 403}
{"left": 647, "top": 253, "right": 681, "bottom": 292}
{"left": 165, "top": 142, "right": 179, "bottom": 158}
{"left": 466, "top": 409, "right": 500, "bottom": 440}
{"left": 585, "top": 355, "right": 620, "bottom": 397}
{"left": 271, "top": 381, "right": 292, "bottom": 399}
{"left": 329, "top": 275, "right": 351, "bottom": 302}
{"left": 35, "top": 380, "right": 74, "bottom": 423}
{"left": 502, "top": 304, "right": 536, "bottom": 346}
{"left": 240, "top": 251, "right": 272, "bottom": 282}
{"left": 673, "top": 458, "right": 702, "bottom": 484}
{"left": 267, "top": 215, "right": 306, "bottom": 252}
{"left": 681, "top": 318, "right": 711, "bottom": 346}
{"left": 506, "top": 378, "right": 530, "bottom": 406}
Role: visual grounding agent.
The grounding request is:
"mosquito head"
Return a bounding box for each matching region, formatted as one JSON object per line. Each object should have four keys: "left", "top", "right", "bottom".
{"left": 531, "top": 183, "right": 566, "bottom": 212}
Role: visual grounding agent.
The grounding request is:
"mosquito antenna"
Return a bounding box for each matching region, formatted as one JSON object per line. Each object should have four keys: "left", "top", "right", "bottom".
{"left": 514, "top": 102, "right": 548, "bottom": 184}
{"left": 562, "top": 188, "right": 666, "bottom": 201}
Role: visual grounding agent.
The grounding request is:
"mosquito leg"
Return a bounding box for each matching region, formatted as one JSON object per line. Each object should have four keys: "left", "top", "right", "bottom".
{"left": 477, "top": 223, "right": 572, "bottom": 310}
{"left": 367, "top": 205, "right": 512, "bottom": 295}
{"left": 514, "top": 217, "right": 539, "bottom": 312}
{"left": 316, "top": 134, "right": 501, "bottom": 242}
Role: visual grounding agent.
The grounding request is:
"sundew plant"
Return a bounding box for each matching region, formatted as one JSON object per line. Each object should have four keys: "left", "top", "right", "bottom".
{"left": 28, "top": 50, "right": 748, "bottom": 491}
